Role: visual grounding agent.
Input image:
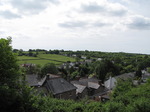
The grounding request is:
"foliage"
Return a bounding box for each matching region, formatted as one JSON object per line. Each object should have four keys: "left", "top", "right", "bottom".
{"left": 40, "top": 63, "right": 58, "bottom": 77}
{"left": 71, "top": 71, "right": 79, "bottom": 79}
{"left": 21, "top": 64, "right": 41, "bottom": 75}
{"left": 95, "top": 60, "right": 119, "bottom": 83}
{"left": 112, "top": 79, "right": 133, "bottom": 98}
{"left": 0, "top": 37, "right": 20, "bottom": 86}
{"left": 0, "top": 38, "right": 40, "bottom": 112}
{"left": 109, "top": 79, "right": 150, "bottom": 112}
{"left": 147, "top": 67, "right": 150, "bottom": 73}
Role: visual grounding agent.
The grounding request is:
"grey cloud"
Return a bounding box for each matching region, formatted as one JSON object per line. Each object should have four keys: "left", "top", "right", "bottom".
{"left": 81, "top": 3, "right": 105, "bottom": 13}
{"left": 93, "top": 22, "right": 111, "bottom": 27}
{"left": 127, "top": 17, "right": 150, "bottom": 30}
{"left": 59, "top": 21, "right": 87, "bottom": 28}
{"left": 80, "top": 2, "right": 127, "bottom": 16}
{"left": 110, "top": 9, "right": 127, "bottom": 16}
{"left": 9, "top": 0, "right": 58, "bottom": 15}
{"left": 59, "top": 21, "right": 111, "bottom": 29}
{"left": 0, "top": 10, "right": 21, "bottom": 19}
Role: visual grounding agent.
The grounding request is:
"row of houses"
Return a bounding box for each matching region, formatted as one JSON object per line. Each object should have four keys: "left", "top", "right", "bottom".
{"left": 25, "top": 71, "right": 150, "bottom": 101}
{"left": 59, "top": 57, "right": 102, "bottom": 69}
{"left": 59, "top": 60, "right": 92, "bottom": 69}
{"left": 25, "top": 74, "right": 109, "bottom": 100}
{"left": 25, "top": 74, "right": 76, "bottom": 99}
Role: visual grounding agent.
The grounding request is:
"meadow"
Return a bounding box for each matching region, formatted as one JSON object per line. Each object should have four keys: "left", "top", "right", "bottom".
{"left": 17, "top": 54, "right": 75, "bottom": 66}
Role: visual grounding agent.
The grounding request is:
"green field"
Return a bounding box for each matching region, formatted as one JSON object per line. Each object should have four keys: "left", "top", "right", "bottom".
{"left": 17, "top": 54, "right": 75, "bottom": 66}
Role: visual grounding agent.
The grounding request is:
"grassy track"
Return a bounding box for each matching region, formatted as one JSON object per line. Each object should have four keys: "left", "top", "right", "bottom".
{"left": 17, "top": 54, "right": 75, "bottom": 66}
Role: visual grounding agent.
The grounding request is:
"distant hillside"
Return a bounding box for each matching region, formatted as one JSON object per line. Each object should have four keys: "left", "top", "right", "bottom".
{"left": 17, "top": 54, "right": 75, "bottom": 66}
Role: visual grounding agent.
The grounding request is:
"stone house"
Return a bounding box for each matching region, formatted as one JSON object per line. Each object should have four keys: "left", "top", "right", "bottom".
{"left": 142, "top": 70, "right": 150, "bottom": 83}
{"left": 25, "top": 74, "right": 48, "bottom": 95}
{"left": 71, "top": 77, "right": 105, "bottom": 97}
{"left": 45, "top": 77, "right": 77, "bottom": 100}
{"left": 25, "top": 74, "right": 77, "bottom": 100}
{"left": 72, "top": 83, "right": 88, "bottom": 99}
{"left": 104, "top": 72, "right": 135, "bottom": 90}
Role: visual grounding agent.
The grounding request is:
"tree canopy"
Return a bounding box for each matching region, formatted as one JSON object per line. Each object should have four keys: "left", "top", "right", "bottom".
{"left": 0, "top": 38, "right": 40, "bottom": 112}
{"left": 0, "top": 37, "right": 19, "bottom": 86}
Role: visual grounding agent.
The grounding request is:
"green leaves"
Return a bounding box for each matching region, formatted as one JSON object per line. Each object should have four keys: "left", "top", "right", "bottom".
{"left": 0, "top": 38, "right": 19, "bottom": 86}
{"left": 110, "top": 79, "right": 150, "bottom": 112}
{"left": 40, "top": 63, "right": 58, "bottom": 77}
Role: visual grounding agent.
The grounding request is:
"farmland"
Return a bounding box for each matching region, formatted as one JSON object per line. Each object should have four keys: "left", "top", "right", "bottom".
{"left": 17, "top": 54, "right": 76, "bottom": 66}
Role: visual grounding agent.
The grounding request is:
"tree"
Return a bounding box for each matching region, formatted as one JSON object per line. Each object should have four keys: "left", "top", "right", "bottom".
{"left": 28, "top": 49, "right": 33, "bottom": 56}
{"left": 0, "top": 37, "right": 19, "bottom": 86}
{"left": 18, "top": 49, "right": 23, "bottom": 56}
{"left": 147, "top": 67, "right": 150, "bottom": 73}
{"left": 135, "top": 66, "right": 142, "bottom": 78}
{"left": 40, "top": 63, "right": 58, "bottom": 77}
{"left": 0, "top": 38, "right": 40, "bottom": 112}
{"left": 112, "top": 79, "right": 133, "bottom": 98}
{"left": 95, "top": 62, "right": 107, "bottom": 83}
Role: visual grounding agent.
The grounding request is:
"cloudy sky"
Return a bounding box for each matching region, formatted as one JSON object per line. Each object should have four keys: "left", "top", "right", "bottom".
{"left": 0, "top": 0, "right": 150, "bottom": 54}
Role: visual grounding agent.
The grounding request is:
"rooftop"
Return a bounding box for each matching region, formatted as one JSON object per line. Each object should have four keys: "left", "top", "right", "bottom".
{"left": 46, "top": 78, "right": 77, "bottom": 95}
{"left": 25, "top": 74, "right": 46, "bottom": 87}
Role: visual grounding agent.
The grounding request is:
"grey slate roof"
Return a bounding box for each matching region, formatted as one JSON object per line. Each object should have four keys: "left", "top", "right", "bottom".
{"left": 73, "top": 84, "right": 86, "bottom": 94}
{"left": 25, "top": 75, "right": 46, "bottom": 87}
{"left": 71, "top": 77, "right": 101, "bottom": 89}
{"left": 79, "top": 77, "right": 100, "bottom": 84}
{"left": 142, "top": 72, "right": 150, "bottom": 79}
{"left": 115, "top": 72, "right": 135, "bottom": 80}
{"left": 104, "top": 72, "right": 135, "bottom": 90}
{"left": 46, "top": 78, "right": 77, "bottom": 95}
{"left": 88, "top": 82, "right": 100, "bottom": 89}
{"left": 47, "top": 74, "right": 60, "bottom": 79}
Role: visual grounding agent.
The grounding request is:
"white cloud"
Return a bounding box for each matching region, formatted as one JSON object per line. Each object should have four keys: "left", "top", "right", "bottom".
{"left": 0, "top": 0, "right": 150, "bottom": 54}
{"left": 1, "top": 0, "right": 59, "bottom": 15}
{"left": 79, "top": 1, "right": 128, "bottom": 16}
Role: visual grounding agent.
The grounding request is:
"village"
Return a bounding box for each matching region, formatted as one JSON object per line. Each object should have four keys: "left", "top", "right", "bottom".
{"left": 1, "top": 38, "right": 150, "bottom": 112}
{"left": 24, "top": 62, "right": 150, "bottom": 102}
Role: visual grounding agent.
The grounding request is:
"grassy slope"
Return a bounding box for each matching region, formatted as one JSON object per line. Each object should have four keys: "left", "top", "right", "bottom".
{"left": 17, "top": 54, "right": 75, "bottom": 66}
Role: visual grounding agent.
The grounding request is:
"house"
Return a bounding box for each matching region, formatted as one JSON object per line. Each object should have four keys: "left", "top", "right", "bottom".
{"left": 104, "top": 72, "right": 135, "bottom": 90}
{"left": 100, "top": 94, "right": 110, "bottom": 102}
{"left": 85, "top": 59, "right": 92, "bottom": 63}
{"left": 25, "top": 74, "right": 48, "bottom": 95}
{"left": 104, "top": 77, "right": 116, "bottom": 90}
{"left": 45, "top": 77, "right": 77, "bottom": 100}
{"left": 72, "top": 83, "right": 88, "bottom": 99}
{"left": 97, "top": 58, "right": 102, "bottom": 61}
{"left": 25, "top": 74, "right": 77, "bottom": 99}
{"left": 47, "top": 74, "right": 61, "bottom": 79}
{"left": 81, "top": 56, "right": 86, "bottom": 59}
{"left": 142, "top": 71, "right": 150, "bottom": 83}
{"left": 115, "top": 72, "right": 135, "bottom": 80}
{"left": 71, "top": 77, "right": 105, "bottom": 97}
{"left": 22, "top": 63, "right": 35, "bottom": 67}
